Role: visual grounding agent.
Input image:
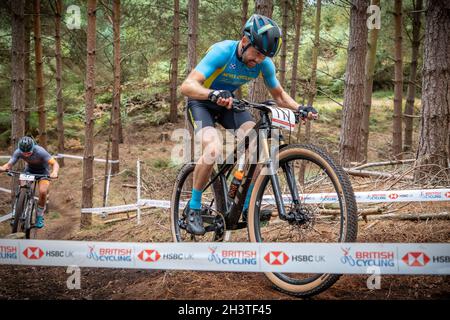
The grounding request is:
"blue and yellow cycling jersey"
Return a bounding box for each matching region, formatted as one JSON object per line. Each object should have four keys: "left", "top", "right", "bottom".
{"left": 195, "top": 40, "right": 279, "bottom": 92}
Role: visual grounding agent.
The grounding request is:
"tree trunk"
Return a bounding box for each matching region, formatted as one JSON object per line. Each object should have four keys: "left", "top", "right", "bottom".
{"left": 24, "top": 1, "right": 31, "bottom": 135}
{"left": 187, "top": 0, "right": 199, "bottom": 74}
{"left": 241, "top": 0, "right": 249, "bottom": 27}
{"left": 169, "top": 0, "right": 180, "bottom": 123}
{"left": 414, "top": 0, "right": 450, "bottom": 184}
{"left": 11, "top": 0, "right": 26, "bottom": 150}
{"left": 392, "top": 0, "right": 403, "bottom": 159}
{"left": 111, "top": 0, "right": 121, "bottom": 174}
{"left": 303, "top": 0, "right": 321, "bottom": 143}
{"left": 10, "top": 0, "right": 26, "bottom": 204}
{"left": 185, "top": 0, "right": 199, "bottom": 162}
{"left": 248, "top": 0, "right": 274, "bottom": 103}
{"left": 403, "top": 0, "right": 423, "bottom": 153}
{"left": 55, "top": 0, "right": 64, "bottom": 167}
{"left": 339, "top": 0, "right": 369, "bottom": 167}
{"left": 279, "top": 0, "right": 289, "bottom": 88}
{"left": 360, "top": 0, "right": 380, "bottom": 162}
{"left": 289, "top": 0, "right": 304, "bottom": 99}
{"left": 234, "top": 0, "right": 249, "bottom": 100}
{"left": 81, "top": 0, "right": 97, "bottom": 228}
{"left": 33, "top": 0, "right": 46, "bottom": 148}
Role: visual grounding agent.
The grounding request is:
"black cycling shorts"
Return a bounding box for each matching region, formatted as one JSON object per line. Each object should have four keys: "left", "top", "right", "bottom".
{"left": 187, "top": 99, "right": 254, "bottom": 134}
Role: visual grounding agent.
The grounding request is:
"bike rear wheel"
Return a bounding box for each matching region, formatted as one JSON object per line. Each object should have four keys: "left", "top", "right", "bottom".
{"left": 247, "top": 144, "right": 358, "bottom": 297}
{"left": 170, "top": 163, "right": 227, "bottom": 242}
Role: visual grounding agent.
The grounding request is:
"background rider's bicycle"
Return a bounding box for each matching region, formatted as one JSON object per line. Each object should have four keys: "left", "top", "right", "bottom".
{"left": 171, "top": 99, "right": 358, "bottom": 297}
{"left": 5, "top": 170, "right": 51, "bottom": 239}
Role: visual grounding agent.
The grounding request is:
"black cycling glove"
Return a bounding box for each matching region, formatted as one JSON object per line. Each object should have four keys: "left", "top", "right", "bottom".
{"left": 208, "top": 90, "right": 233, "bottom": 104}
{"left": 296, "top": 105, "right": 318, "bottom": 123}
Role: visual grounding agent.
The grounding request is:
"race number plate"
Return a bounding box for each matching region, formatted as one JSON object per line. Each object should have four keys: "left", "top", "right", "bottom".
{"left": 267, "top": 107, "right": 296, "bottom": 132}
{"left": 19, "top": 174, "right": 35, "bottom": 182}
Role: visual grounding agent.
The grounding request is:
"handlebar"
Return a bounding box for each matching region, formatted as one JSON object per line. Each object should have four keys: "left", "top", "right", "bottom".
{"left": 4, "top": 170, "right": 53, "bottom": 180}
{"left": 231, "top": 98, "right": 318, "bottom": 122}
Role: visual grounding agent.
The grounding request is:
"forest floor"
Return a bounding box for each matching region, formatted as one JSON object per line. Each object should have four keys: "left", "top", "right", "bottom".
{"left": 0, "top": 97, "right": 449, "bottom": 300}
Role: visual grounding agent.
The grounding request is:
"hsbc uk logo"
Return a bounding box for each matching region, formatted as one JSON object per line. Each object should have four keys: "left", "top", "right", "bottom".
{"left": 138, "top": 250, "right": 160, "bottom": 262}
{"left": 388, "top": 193, "right": 399, "bottom": 200}
{"left": 264, "top": 251, "right": 289, "bottom": 265}
{"left": 22, "top": 247, "right": 74, "bottom": 260}
{"left": 402, "top": 252, "right": 430, "bottom": 267}
{"left": 23, "top": 247, "right": 44, "bottom": 260}
{"left": 402, "top": 252, "right": 450, "bottom": 267}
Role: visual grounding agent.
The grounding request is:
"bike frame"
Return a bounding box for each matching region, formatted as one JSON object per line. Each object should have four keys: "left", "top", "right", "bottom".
{"left": 202, "top": 103, "right": 300, "bottom": 230}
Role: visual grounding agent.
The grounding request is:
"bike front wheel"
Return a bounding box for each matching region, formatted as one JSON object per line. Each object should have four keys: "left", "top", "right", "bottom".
{"left": 247, "top": 144, "right": 358, "bottom": 297}
{"left": 12, "top": 188, "right": 27, "bottom": 235}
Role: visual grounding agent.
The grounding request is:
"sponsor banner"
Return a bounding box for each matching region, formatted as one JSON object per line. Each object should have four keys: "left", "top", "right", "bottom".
{"left": 260, "top": 189, "right": 450, "bottom": 205}
{"left": 1, "top": 239, "right": 449, "bottom": 275}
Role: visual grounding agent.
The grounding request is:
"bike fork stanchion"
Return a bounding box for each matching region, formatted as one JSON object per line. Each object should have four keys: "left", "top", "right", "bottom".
{"left": 136, "top": 159, "right": 141, "bottom": 225}
{"left": 260, "top": 128, "right": 287, "bottom": 219}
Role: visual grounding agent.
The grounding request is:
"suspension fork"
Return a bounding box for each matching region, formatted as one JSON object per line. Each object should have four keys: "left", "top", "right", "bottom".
{"left": 281, "top": 161, "right": 301, "bottom": 205}
{"left": 259, "top": 126, "right": 288, "bottom": 220}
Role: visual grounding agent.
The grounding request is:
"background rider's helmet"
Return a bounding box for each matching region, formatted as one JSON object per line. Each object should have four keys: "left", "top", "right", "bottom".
{"left": 242, "top": 14, "right": 282, "bottom": 58}
{"left": 18, "top": 136, "right": 36, "bottom": 153}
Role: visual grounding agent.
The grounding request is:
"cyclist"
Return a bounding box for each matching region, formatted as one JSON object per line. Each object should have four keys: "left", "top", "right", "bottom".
{"left": 180, "top": 14, "right": 318, "bottom": 235}
{"left": 0, "top": 136, "right": 59, "bottom": 229}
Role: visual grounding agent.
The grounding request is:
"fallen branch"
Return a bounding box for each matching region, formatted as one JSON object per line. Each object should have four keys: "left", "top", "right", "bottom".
{"left": 365, "top": 212, "right": 450, "bottom": 221}
{"left": 319, "top": 208, "right": 384, "bottom": 216}
{"left": 122, "top": 184, "right": 137, "bottom": 189}
{"left": 352, "top": 159, "right": 416, "bottom": 170}
{"left": 344, "top": 168, "right": 414, "bottom": 180}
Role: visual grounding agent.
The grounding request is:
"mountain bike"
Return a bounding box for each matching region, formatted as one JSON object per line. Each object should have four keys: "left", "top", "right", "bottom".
{"left": 170, "top": 99, "right": 358, "bottom": 297}
{"left": 5, "top": 170, "right": 51, "bottom": 239}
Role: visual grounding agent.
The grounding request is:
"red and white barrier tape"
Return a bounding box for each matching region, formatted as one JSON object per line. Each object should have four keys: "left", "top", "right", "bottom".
{"left": 0, "top": 239, "right": 449, "bottom": 275}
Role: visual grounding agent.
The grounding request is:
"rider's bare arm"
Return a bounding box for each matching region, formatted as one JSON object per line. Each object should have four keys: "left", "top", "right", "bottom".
{"left": 48, "top": 158, "right": 59, "bottom": 178}
{"left": 268, "top": 85, "right": 300, "bottom": 111}
{"left": 269, "top": 86, "right": 318, "bottom": 120}
{"left": 181, "top": 70, "right": 233, "bottom": 109}
{"left": 181, "top": 70, "right": 211, "bottom": 100}
{"left": 0, "top": 163, "right": 12, "bottom": 172}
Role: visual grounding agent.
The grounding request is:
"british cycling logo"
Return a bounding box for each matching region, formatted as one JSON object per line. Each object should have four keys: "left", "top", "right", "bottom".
{"left": 340, "top": 247, "right": 395, "bottom": 267}
{"left": 367, "top": 193, "right": 387, "bottom": 201}
{"left": 87, "top": 245, "right": 132, "bottom": 262}
{"left": 208, "top": 246, "right": 257, "bottom": 265}
{"left": 420, "top": 191, "right": 442, "bottom": 199}
{"left": 0, "top": 245, "right": 18, "bottom": 260}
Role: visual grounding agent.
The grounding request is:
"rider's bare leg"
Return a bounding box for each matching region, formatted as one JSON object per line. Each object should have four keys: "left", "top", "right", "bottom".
{"left": 192, "top": 126, "right": 223, "bottom": 191}
{"left": 37, "top": 180, "right": 49, "bottom": 216}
